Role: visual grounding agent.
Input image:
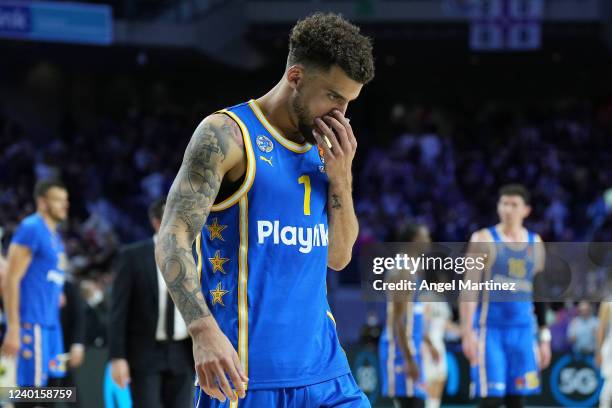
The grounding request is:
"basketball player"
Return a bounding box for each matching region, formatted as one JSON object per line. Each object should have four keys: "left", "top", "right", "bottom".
{"left": 154, "top": 12, "right": 374, "bottom": 408}
{"left": 379, "top": 223, "right": 431, "bottom": 408}
{"left": 1, "top": 179, "right": 68, "bottom": 388}
{"left": 422, "top": 297, "right": 454, "bottom": 408}
{"left": 460, "top": 184, "right": 551, "bottom": 408}
{"left": 596, "top": 301, "right": 612, "bottom": 408}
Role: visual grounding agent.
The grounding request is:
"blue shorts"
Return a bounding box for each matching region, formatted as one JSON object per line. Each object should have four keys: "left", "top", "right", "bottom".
{"left": 470, "top": 325, "right": 540, "bottom": 398}
{"left": 194, "top": 373, "right": 370, "bottom": 408}
{"left": 17, "top": 323, "right": 65, "bottom": 386}
{"left": 378, "top": 338, "right": 426, "bottom": 400}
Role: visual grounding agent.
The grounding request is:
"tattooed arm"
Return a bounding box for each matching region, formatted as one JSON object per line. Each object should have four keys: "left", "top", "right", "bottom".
{"left": 326, "top": 177, "right": 359, "bottom": 270}
{"left": 312, "top": 110, "right": 359, "bottom": 271}
{"left": 155, "top": 113, "right": 247, "bottom": 403}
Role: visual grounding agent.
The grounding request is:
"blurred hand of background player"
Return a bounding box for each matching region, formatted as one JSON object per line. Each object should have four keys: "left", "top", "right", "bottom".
{"left": 405, "top": 358, "right": 420, "bottom": 381}
{"left": 192, "top": 316, "right": 248, "bottom": 403}
{"left": 1, "top": 326, "right": 20, "bottom": 358}
{"left": 426, "top": 342, "right": 441, "bottom": 363}
{"left": 313, "top": 109, "right": 356, "bottom": 186}
{"left": 69, "top": 344, "right": 85, "bottom": 368}
{"left": 110, "top": 358, "right": 131, "bottom": 388}
{"left": 596, "top": 352, "right": 603, "bottom": 368}
{"left": 462, "top": 328, "right": 479, "bottom": 365}
{"left": 537, "top": 340, "right": 551, "bottom": 370}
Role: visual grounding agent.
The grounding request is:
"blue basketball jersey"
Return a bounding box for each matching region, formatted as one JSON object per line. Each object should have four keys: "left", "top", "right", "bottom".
{"left": 11, "top": 214, "right": 66, "bottom": 327}
{"left": 196, "top": 100, "right": 350, "bottom": 389}
{"left": 475, "top": 227, "right": 536, "bottom": 328}
{"left": 379, "top": 299, "right": 426, "bottom": 399}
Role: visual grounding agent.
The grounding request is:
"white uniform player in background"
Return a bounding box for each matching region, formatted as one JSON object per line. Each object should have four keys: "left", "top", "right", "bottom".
{"left": 422, "top": 299, "right": 456, "bottom": 408}
{"left": 596, "top": 301, "right": 612, "bottom": 408}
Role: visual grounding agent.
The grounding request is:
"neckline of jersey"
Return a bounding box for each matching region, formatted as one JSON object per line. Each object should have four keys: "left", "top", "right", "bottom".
{"left": 248, "top": 99, "right": 312, "bottom": 154}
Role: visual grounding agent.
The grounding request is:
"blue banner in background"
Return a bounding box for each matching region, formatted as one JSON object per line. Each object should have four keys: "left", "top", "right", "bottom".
{"left": 0, "top": 1, "right": 112, "bottom": 45}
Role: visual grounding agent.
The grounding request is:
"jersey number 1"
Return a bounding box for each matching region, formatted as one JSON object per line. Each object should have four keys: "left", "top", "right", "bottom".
{"left": 298, "top": 175, "right": 311, "bottom": 215}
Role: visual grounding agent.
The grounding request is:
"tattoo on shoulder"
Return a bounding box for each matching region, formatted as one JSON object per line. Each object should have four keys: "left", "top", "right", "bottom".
{"left": 216, "top": 113, "right": 244, "bottom": 148}
{"left": 331, "top": 194, "right": 342, "bottom": 209}
{"left": 165, "top": 117, "right": 232, "bottom": 238}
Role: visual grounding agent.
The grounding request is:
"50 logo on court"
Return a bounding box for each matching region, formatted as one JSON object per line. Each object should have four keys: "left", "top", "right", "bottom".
{"left": 550, "top": 354, "right": 603, "bottom": 407}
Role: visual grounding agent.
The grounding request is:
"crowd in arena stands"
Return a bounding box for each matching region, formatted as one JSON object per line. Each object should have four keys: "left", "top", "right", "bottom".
{"left": 1, "top": 95, "right": 611, "bottom": 347}
{"left": 355, "top": 100, "right": 612, "bottom": 245}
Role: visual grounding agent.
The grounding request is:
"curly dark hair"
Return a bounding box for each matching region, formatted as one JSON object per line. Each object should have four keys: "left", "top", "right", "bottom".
{"left": 288, "top": 12, "right": 375, "bottom": 84}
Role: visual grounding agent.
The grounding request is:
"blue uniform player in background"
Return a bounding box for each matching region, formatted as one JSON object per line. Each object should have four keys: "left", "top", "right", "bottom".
{"left": 155, "top": 12, "right": 375, "bottom": 408}
{"left": 1, "top": 179, "right": 68, "bottom": 387}
{"left": 379, "top": 223, "right": 433, "bottom": 408}
{"left": 460, "top": 184, "right": 552, "bottom": 408}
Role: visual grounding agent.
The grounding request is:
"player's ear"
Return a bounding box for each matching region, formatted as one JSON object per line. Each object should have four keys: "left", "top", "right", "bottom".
{"left": 524, "top": 204, "right": 532, "bottom": 218}
{"left": 286, "top": 65, "right": 305, "bottom": 90}
{"left": 36, "top": 196, "right": 46, "bottom": 212}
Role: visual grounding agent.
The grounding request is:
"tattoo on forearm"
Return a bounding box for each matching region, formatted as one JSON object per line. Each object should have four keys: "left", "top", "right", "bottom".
{"left": 155, "top": 115, "right": 237, "bottom": 326}
{"left": 331, "top": 193, "right": 342, "bottom": 209}
{"left": 158, "top": 234, "right": 210, "bottom": 323}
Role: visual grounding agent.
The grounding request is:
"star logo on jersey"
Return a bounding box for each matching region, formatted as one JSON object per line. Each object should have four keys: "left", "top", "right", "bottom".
{"left": 259, "top": 155, "right": 273, "bottom": 166}
{"left": 22, "top": 349, "right": 32, "bottom": 360}
{"left": 256, "top": 135, "right": 274, "bottom": 153}
{"left": 208, "top": 250, "right": 229, "bottom": 274}
{"left": 210, "top": 282, "right": 229, "bottom": 306}
{"left": 206, "top": 218, "right": 227, "bottom": 241}
{"left": 22, "top": 335, "right": 32, "bottom": 345}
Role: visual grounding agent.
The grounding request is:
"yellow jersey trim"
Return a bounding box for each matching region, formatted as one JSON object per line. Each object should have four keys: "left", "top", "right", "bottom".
{"left": 238, "top": 196, "right": 250, "bottom": 387}
{"left": 210, "top": 110, "right": 256, "bottom": 212}
{"left": 248, "top": 99, "right": 313, "bottom": 154}
{"left": 326, "top": 311, "right": 337, "bottom": 326}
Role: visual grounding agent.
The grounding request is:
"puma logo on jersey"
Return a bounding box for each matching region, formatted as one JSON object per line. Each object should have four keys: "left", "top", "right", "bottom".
{"left": 257, "top": 220, "right": 328, "bottom": 253}
{"left": 259, "top": 156, "right": 273, "bottom": 166}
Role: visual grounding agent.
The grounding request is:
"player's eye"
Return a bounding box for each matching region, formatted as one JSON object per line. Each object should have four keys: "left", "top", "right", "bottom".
{"left": 328, "top": 93, "right": 337, "bottom": 101}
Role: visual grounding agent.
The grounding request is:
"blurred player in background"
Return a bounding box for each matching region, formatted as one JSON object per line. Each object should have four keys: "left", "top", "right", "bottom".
{"left": 597, "top": 301, "right": 612, "bottom": 407}
{"left": 155, "top": 12, "right": 374, "bottom": 408}
{"left": 422, "top": 297, "right": 456, "bottom": 408}
{"left": 460, "top": 184, "right": 551, "bottom": 408}
{"left": 1, "top": 179, "right": 68, "bottom": 392}
{"left": 379, "top": 223, "right": 431, "bottom": 408}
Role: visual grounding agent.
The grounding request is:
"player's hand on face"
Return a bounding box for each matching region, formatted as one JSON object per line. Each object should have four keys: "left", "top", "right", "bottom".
{"left": 537, "top": 340, "right": 551, "bottom": 370}
{"left": 1, "top": 326, "right": 20, "bottom": 358}
{"left": 192, "top": 316, "right": 248, "bottom": 403}
{"left": 313, "top": 109, "right": 357, "bottom": 185}
{"left": 461, "top": 328, "right": 479, "bottom": 365}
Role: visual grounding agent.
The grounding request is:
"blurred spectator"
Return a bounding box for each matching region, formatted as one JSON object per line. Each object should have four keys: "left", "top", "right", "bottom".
{"left": 567, "top": 302, "right": 599, "bottom": 354}
{"left": 82, "top": 279, "right": 108, "bottom": 348}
